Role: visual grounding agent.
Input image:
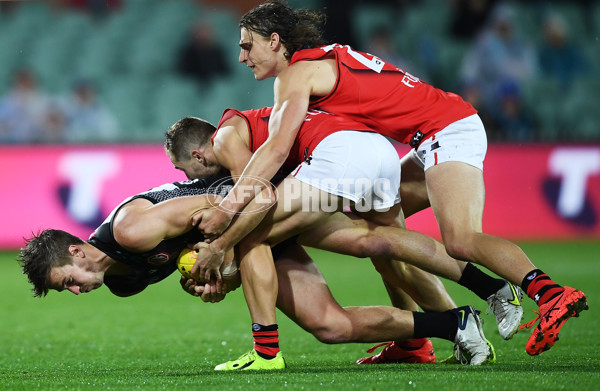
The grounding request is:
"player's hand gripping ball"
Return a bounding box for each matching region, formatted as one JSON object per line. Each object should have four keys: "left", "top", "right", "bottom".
{"left": 176, "top": 247, "right": 238, "bottom": 280}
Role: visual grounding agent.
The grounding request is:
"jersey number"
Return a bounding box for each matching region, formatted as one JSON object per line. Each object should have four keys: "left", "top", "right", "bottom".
{"left": 346, "top": 46, "right": 384, "bottom": 73}
{"left": 321, "top": 44, "right": 385, "bottom": 73}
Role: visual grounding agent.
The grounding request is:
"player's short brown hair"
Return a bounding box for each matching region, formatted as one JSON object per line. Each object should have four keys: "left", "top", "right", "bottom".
{"left": 240, "top": 0, "right": 327, "bottom": 60}
{"left": 164, "top": 117, "right": 216, "bottom": 161}
{"left": 18, "top": 229, "right": 84, "bottom": 297}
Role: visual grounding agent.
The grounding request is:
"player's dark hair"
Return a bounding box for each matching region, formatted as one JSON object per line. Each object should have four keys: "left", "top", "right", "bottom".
{"left": 164, "top": 117, "right": 216, "bottom": 161}
{"left": 240, "top": 0, "right": 327, "bottom": 60}
{"left": 17, "top": 229, "right": 84, "bottom": 297}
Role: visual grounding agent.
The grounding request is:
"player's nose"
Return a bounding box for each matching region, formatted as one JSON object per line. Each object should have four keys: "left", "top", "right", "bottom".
{"left": 239, "top": 49, "right": 247, "bottom": 63}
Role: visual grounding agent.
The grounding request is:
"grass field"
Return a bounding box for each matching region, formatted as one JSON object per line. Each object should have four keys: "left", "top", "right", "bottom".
{"left": 1, "top": 241, "right": 599, "bottom": 390}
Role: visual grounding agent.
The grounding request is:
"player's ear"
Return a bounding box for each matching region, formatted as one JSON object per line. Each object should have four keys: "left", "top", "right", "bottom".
{"left": 68, "top": 244, "right": 84, "bottom": 258}
{"left": 191, "top": 149, "right": 205, "bottom": 165}
{"left": 270, "top": 32, "right": 281, "bottom": 49}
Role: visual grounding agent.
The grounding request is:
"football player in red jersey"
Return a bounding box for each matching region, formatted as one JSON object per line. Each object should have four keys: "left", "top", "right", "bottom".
{"left": 196, "top": 0, "right": 587, "bottom": 359}
{"left": 165, "top": 112, "right": 522, "bottom": 368}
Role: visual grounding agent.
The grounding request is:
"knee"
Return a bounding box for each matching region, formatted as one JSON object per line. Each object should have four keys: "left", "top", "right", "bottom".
{"left": 312, "top": 328, "right": 352, "bottom": 344}
{"left": 354, "top": 233, "right": 391, "bottom": 259}
{"left": 371, "top": 258, "right": 408, "bottom": 275}
{"left": 305, "top": 319, "right": 353, "bottom": 344}
{"left": 370, "top": 259, "right": 409, "bottom": 288}
{"left": 442, "top": 233, "right": 475, "bottom": 262}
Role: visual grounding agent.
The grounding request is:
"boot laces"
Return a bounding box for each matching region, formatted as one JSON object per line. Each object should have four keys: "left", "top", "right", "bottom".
{"left": 364, "top": 341, "right": 393, "bottom": 354}
{"left": 519, "top": 310, "right": 540, "bottom": 330}
{"left": 519, "top": 306, "right": 558, "bottom": 330}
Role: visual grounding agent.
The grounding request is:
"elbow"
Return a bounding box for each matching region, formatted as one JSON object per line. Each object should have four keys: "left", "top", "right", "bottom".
{"left": 261, "top": 137, "right": 291, "bottom": 167}
{"left": 270, "top": 145, "right": 290, "bottom": 167}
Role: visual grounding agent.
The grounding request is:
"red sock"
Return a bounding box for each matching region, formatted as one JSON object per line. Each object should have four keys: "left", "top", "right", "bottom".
{"left": 521, "top": 269, "right": 563, "bottom": 306}
{"left": 252, "top": 323, "right": 279, "bottom": 359}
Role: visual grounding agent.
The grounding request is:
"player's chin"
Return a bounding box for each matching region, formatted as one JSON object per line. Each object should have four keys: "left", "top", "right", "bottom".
{"left": 252, "top": 68, "right": 267, "bottom": 81}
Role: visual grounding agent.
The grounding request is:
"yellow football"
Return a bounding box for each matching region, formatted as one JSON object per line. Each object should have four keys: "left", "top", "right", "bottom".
{"left": 176, "top": 247, "right": 238, "bottom": 280}
{"left": 176, "top": 248, "right": 197, "bottom": 279}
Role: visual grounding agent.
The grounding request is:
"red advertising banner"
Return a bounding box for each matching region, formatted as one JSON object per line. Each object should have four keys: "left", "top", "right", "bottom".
{"left": 396, "top": 144, "right": 600, "bottom": 241}
{"left": 0, "top": 145, "right": 187, "bottom": 249}
{"left": 0, "top": 144, "right": 598, "bottom": 249}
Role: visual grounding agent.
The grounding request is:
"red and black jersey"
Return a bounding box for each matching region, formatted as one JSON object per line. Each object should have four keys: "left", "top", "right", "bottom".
{"left": 216, "top": 106, "right": 374, "bottom": 172}
{"left": 289, "top": 44, "right": 477, "bottom": 146}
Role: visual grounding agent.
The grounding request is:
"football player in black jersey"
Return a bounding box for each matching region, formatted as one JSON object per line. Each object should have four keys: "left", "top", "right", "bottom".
{"left": 19, "top": 177, "right": 240, "bottom": 299}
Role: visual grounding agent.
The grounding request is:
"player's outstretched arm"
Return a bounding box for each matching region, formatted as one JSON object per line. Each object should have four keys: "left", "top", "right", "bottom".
{"left": 112, "top": 194, "right": 219, "bottom": 253}
{"left": 198, "top": 65, "right": 313, "bottom": 238}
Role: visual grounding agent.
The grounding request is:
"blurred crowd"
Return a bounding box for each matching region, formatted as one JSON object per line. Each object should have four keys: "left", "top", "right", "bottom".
{"left": 0, "top": 69, "right": 119, "bottom": 143}
{"left": 354, "top": 0, "right": 597, "bottom": 142}
{"left": 0, "top": 0, "right": 597, "bottom": 144}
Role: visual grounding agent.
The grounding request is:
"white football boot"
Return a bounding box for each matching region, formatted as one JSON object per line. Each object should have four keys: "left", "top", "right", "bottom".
{"left": 487, "top": 281, "right": 524, "bottom": 340}
{"left": 451, "top": 306, "right": 495, "bottom": 365}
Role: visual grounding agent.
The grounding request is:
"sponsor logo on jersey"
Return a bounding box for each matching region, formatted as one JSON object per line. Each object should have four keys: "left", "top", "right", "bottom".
{"left": 409, "top": 130, "right": 424, "bottom": 147}
{"left": 147, "top": 252, "right": 170, "bottom": 265}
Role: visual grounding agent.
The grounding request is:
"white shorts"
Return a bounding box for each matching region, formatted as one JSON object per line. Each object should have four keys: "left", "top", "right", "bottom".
{"left": 292, "top": 131, "right": 401, "bottom": 210}
{"left": 411, "top": 114, "right": 488, "bottom": 171}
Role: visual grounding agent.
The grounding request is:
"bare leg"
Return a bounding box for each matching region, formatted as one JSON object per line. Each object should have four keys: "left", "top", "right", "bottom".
{"left": 249, "top": 177, "right": 466, "bottom": 283}
{"left": 357, "top": 205, "right": 418, "bottom": 311}
{"left": 425, "top": 161, "right": 535, "bottom": 284}
{"left": 398, "top": 151, "right": 430, "bottom": 218}
{"left": 293, "top": 211, "right": 466, "bottom": 282}
{"left": 239, "top": 243, "right": 278, "bottom": 325}
{"left": 356, "top": 204, "right": 455, "bottom": 312}
{"left": 275, "top": 244, "right": 414, "bottom": 343}
{"left": 371, "top": 257, "right": 456, "bottom": 312}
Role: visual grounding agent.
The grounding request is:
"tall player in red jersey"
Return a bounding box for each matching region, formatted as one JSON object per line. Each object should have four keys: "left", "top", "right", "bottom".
{"left": 196, "top": 0, "right": 588, "bottom": 358}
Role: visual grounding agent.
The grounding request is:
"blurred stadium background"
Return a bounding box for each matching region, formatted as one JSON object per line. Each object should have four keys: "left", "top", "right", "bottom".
{"left": 0, "top": 0, "right": 598, "bottom": 143}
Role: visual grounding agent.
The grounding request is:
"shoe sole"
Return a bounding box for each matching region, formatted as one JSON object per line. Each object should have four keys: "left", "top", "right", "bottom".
{"left": 456, "top": 308, "right": 493, "bottom": 366}
{"left": 356, "top": 342, "right": 436, "bottom": 364}
{"left": 486, "top": 340, "right": 497, "bottom": 364}
{"left": 527, "top": 291, "right": 588, "bottom": 356}
{"left": 215, "top": 362, "right": 287, "bottom": 371}
{"left": 440, "top": 340, "right": 496, "bottom": 365}
{"left": 356, "top": 354, "right": 436, "bottom": 364}
{"left": 501, "top": 310, "right": 524, "bottom": 341}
